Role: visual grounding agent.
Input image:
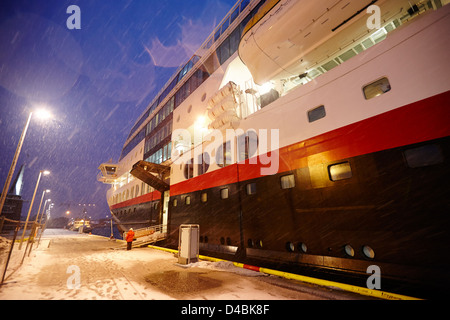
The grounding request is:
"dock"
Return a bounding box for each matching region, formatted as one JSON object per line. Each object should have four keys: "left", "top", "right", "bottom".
{"left": 0, "top": 229, "right": 386, "bottom": 302}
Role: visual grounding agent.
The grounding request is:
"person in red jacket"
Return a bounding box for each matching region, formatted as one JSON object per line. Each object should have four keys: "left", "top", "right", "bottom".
{"left": 126, "top": 228, "right": 135, "bottom": 251}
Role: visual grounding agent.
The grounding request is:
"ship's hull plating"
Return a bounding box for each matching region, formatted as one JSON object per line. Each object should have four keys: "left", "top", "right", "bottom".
{"left": 111, "top": 91, "right": 450, "bottom": 293}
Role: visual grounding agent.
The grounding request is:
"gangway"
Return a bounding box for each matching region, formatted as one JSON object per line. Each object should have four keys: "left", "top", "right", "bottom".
{"left": 121, "top": 224, "right": 167, "bottom": 249}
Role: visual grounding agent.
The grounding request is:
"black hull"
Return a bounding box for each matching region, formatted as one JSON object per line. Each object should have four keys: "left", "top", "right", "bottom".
{"left": 111, "top": 198, "right": 160, "bottom": 237}
{"left": 166, "top": 137, "right": 450, "bottom": 298}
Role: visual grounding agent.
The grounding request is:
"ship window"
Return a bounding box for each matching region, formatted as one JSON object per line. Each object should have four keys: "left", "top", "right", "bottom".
{"left": 403, "top": 144, "right": 444, "bottom": 168}
{"left": 216, "top": 141, "right": 233, "bottom": 167}
{"left": 281, "top": 174, "right": 295, "bottom": 189}
{"left": 173, "top": 199, "right": 178, "bottom": 207}
{"left": 246, "top": 183, "right": 256, "bottom": 195}
{"left": 214, "top": 29, "right": 221, "bottom": 42}
{"left": 185, "top": 196, "right": 191, "bottom": 205}
{"left": 240, "top": 0, "right": 250, "bottom": 11}
{"left": 105, "top": 166, "right": 116, "bottom": 175}
{"left": 184, "top": 159, "right": 194, "bottom": 179}
{"left": 220, "top": 188, "right": 229, "bottom": 200}
{"left": 308, "top": 105, "right": 326, "bottom": 123}
{"left": 201, "top": 192, "right": 208, "bottom": 203}
{"left": 221, "top": 17, "right": 230, "bottom": 34}
{"left": 329, "top": 162, "right": 353, "bottom": 181}
{"left": 230, "top": 6, "right": 239, "bottom": 23}
{"left": 363, "top": 77, "right": 391, "bottom": 100}
{"left": 198, "top": 152, "right": 210, "bottom": 176}
{"left": 238, "top": 130, "right": 258, "bottom": 162}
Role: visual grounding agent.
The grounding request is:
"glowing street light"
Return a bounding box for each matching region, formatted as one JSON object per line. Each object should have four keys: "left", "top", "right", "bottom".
{"left": 0, "top": 109, "right": 52, "bottom": 216}
{"left": 19, "top": 170, "right": 50, "bottom": 249}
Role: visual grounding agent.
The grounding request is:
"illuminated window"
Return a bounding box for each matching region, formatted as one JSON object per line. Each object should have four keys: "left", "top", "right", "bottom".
{"left": 281, "top": 174, "right": 295, "bottom": 189}
{"left": 217, "top": 141, "right": 233, "bottom": 167}
{"left": 201, "top": 192, "right": 208, "bottom": 203}
{"left": 173, "top": 199, "right": 178, "bottom": 207}
{"left": 220, "top": 188, "right": 229, "bottom": 200}
{"left": 328, "top": 162, "right": 353, "bottom": 181}
{"left": 185, "top": 196, "right": 191, "bottom": 205}
{"left": 363, "top": 77, "right": 391, "bottom": 100}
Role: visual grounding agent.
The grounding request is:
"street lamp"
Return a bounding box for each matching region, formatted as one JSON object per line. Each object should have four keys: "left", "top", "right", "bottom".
{"left": 19, "top": 170, "right": 50, "bottom": 249}
{"left": 34, "top": 189, "right": 50, "bottom": 226}
{"left": 0, "top": 109, "right": 52, "bottom": 216}
{"left": 38, "top": 199, "right": 51, "bottom": 226}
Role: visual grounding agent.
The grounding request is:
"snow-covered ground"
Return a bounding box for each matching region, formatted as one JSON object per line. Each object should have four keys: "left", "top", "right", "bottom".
{"left": 0, "top": 229, "right": 365, "bottom": 300}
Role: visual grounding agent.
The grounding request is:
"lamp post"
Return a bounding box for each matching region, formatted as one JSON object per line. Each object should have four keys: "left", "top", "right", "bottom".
{"left": 0, "top": 109, "right": 52, "bottom": 217}
{"left": 34, "top": 189, "right": 50, "bottom": 224}
{"left": 38, "top": 199, "right": 51, "bottom": 226}
{"left": 19, "top": 170, "right": 50, "bottom": 249}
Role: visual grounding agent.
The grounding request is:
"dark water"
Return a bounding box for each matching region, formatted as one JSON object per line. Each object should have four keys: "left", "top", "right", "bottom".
{"left": 91, "top": 224, "right": 123, "bottom": 240}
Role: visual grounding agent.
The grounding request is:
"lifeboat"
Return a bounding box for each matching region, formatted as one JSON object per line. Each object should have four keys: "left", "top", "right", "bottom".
{"left": 239, "top": 0, "right": 411, "bottom": 85}
{"left": 207, "top": 81, "right": 241, "bottom": 129}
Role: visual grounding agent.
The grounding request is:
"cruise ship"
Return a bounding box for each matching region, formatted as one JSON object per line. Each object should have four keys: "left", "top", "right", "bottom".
{"left": 98, "top": 0, "right": 450, "bottom": 293}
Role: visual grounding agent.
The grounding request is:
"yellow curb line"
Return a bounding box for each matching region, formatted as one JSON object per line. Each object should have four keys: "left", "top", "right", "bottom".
{"left": 147, "top": 245, "right": 421, "bottom": 300}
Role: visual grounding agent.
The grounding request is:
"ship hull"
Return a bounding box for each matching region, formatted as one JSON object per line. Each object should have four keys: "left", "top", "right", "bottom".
{"left": 165, "top": 91, "right": 450, "bottom": 291}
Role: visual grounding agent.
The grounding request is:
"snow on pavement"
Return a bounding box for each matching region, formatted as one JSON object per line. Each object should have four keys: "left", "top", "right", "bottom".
{"left": 0, "top": 229, "right": 363, "bottom": 300}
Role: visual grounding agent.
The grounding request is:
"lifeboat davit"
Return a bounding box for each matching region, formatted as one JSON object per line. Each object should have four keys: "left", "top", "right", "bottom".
{"left": 239, "top": 0, "right": 409, "bottom": 85}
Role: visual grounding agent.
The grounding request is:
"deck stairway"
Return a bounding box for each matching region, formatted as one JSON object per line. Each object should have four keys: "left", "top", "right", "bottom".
{"left": 130, "top": 160, "right": 170, "bottom": 193}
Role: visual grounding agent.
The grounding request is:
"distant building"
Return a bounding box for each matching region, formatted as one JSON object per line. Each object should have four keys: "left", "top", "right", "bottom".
{"left": 0, "top": 164, "right": 25, "bottom": 228}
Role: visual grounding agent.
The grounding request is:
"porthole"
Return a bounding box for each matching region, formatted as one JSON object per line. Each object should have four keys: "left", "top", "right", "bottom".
{"left": 362, "top": 245, "right": 375, "bottom": 259}
{"left": 247, "top": 239, "right": 254, "bottom": 248}
{"left": 344, "top": 244, "right": 355, "bottom": 257}
{"left": 255, "top": 240, "right": 263, "bottom": 249}
{"left": 286, "top": 242, "right": 295, "bottom": 252}
{"left": 201, "top": 93, "right": 207, "bottom": 102}
{"left": 298, "top": 242, "right": 308, "bottom": 253}
{"left": 226, "top": 237, "right": 231, "bottom": 246}
{"left": 220, "top": 237, "right": 225, "bottom": 245}
{"left": 187, "top": 105, "right": 192, "bottom": 113}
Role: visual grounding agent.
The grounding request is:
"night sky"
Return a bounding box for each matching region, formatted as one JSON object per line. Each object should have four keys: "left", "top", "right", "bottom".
{"left": 0, "top": 0, "right": 236, "bottom": 220}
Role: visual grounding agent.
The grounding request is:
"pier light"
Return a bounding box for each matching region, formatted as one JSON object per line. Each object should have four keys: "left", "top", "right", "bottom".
{"left": 19, "top": 169, "right": 51, "bottom": 249}
{"left": 35, "top": 109, "right": 52, "bottom": 121}
{"left": 0, "top": 108, "right": 52, "bottom": 218}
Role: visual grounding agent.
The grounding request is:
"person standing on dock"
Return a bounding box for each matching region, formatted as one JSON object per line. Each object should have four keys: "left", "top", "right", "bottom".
{"left": 126, "top": 228, "right": 135, "bottom": 251}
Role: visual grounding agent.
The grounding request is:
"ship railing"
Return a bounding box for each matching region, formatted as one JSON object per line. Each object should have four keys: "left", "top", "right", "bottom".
{"left": 122, "top": 224, "right": 167, "bottom": 247}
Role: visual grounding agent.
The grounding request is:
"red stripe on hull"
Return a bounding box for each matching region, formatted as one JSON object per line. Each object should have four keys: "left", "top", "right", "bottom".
{"left": 171, "top": 91, "right": 450, "bottom": 196}
{"left": 110, "top": 190, "right": 161, "bottom": 210}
